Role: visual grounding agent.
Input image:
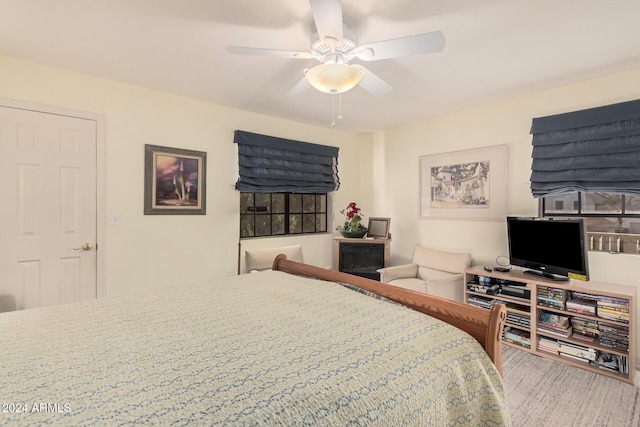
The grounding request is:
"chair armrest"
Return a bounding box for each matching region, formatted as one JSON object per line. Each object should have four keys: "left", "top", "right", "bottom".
{"left": 424, "top": 273, "right": 463, "bottom": 287}
{"left": 424, "top": 273, "right": 465, "bottom": 302}
{"left": 377, "top": 264, "right": 419, "bottom": 283}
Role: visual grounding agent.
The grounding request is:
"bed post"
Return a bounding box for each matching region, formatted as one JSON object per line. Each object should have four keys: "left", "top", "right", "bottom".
{"left": 485, "top": 303, "right": 507, "bottom": 375}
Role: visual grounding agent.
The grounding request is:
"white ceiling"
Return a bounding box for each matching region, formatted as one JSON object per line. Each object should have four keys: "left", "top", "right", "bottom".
{"left": 1, "top": 0, "right": 640, "bottom": 133}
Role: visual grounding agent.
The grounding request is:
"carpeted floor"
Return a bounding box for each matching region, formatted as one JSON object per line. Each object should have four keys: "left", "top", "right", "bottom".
{"left": 502, "top": 345, "right": 640, "bottom": 426}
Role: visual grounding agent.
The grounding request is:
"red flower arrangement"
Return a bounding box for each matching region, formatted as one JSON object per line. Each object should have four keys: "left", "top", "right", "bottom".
{"left": 336, "top": 202, "right": 367, "bottom": 236}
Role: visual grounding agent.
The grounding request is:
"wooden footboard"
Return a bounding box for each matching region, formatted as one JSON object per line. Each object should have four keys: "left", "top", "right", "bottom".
{"left": 273, "top": 255, "right": 507, "bottom": 375}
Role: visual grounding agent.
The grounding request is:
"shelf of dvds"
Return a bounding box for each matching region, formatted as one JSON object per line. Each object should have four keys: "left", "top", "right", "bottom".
{"left": 464, "top": 266, "right": 637, "bottom": 384}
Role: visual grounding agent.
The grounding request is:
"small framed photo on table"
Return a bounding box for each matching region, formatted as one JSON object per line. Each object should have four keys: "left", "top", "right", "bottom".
{"left": 367, "top": 217, "right": 390, "bottom": 239}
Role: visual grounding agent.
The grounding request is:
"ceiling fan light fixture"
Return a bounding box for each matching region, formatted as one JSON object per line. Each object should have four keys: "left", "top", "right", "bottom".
{"left": 305, "top": 54, "right": 363, "bottom": 94}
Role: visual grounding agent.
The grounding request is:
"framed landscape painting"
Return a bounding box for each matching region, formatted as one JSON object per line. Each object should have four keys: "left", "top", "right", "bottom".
{"left": 144, "top": 144, "right": 207, "bottom": 215}
{"left": 419, "top": 145, "right": 508, "bottom": 221}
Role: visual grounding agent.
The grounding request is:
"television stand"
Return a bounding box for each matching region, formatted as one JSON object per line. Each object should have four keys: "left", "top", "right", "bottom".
{"left": 523, "top": 269, "right": 569, "bottom": 282}
{"left": 464, "top": 266, "right": 636, "bottom": 384}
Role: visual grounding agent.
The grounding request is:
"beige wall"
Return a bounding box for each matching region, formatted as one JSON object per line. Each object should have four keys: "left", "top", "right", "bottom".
{"left": 382, "top": 66, "right": 640, "bottom": 358}
{"left": 383, "top": 66, "right": 640, "bottom": 281}
{"left": 0, "top": 54, "right": 372, "bottom": 296}
{"left": 2, "top": 53, "right": 639, "bottom": 355}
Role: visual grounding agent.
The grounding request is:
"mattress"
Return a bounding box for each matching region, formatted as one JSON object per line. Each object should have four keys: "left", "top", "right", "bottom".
{"left": 0, "top": 270, "right": 510, "bottom": 426}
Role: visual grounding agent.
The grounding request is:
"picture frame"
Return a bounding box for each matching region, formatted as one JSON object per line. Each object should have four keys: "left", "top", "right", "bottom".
{"left": 367, "top": 217, "right": 391, "bottom": 239}
{"left": 144, "top": 144, "right": 207, "bottom": 215}
{"left": 419, "top": 144, "right": 508, "bottom": 221}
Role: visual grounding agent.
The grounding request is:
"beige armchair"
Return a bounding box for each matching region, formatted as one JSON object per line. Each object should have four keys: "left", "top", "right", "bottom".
{"left": 377, "top": 246, "right": 471, "bottom": 302}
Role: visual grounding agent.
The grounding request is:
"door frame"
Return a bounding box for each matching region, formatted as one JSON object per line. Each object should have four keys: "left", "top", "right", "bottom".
{"left": 0, "top": 96, "right": 106, "bottom": 298}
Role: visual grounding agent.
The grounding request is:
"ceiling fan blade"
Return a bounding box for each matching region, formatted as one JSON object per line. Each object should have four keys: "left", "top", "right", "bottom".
{"left": 287, "top": 75, "right": 311, "bottom": 96}
{"left": 354, "top": 31, "right": 445, "bottom": 61}
{"left": 352, "top": 65, "right": 392, "bottom": 96}
{"left": 227, "top": 45, "right": 313, "bottom": 59}
{"left": 309, "top": 0, "right": 343, "bottom": 48}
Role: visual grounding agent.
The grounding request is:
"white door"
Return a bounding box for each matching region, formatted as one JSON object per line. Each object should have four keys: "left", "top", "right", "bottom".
{"left": 0, "top": 105, "right": 97, "bottom": 311}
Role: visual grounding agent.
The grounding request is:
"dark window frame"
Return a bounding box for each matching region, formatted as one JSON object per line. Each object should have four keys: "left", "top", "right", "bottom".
{"left": 541, "top": 192, "right": 640, "bottom": 218}
{"left": 541, "top": 191, "right": 640, "bottom": 255}
{"left": 240, "top": 192, "right": 328, "bottom": 238}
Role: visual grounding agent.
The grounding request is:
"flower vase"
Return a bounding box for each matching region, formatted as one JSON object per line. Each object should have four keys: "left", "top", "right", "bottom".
{"left": 339, "top": 228, "right": 367, "bottom": 238}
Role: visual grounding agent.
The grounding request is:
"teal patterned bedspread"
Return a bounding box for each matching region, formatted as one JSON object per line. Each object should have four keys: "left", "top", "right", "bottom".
{"left": 0, "top": 270, "right": 511, "bottom": 426}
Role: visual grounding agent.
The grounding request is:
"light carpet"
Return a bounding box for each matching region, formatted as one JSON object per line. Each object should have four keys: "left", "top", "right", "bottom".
{"left": 502, "top": 345, "right": 640, "bottom": 426}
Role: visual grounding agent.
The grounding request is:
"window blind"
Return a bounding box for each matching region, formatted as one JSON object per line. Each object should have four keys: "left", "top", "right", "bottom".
{"left": 529, "top": 99, "right": 640, "bottom": 197}
{"left": 234, "top": 130, "right": 340, "bottom": 193}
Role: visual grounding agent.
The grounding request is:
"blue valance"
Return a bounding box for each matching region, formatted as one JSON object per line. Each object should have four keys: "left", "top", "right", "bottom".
{"left": 234, "top": 130, "right": 340, "bottom": 193}
{"left": 529, "top": 99, "right": 640, "bottom": 197}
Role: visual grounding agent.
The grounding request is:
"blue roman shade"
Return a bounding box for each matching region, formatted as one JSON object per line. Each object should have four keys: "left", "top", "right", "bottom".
{"left": 234, "top": 130, "right": 340, "bottom": 193}
{"left": 529, "top": 99, "right": 640, "bottom": 197}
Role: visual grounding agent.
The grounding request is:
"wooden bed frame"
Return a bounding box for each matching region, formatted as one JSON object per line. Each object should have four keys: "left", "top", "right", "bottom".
{"left": 273, "top": 255, "right": 507, "bottom": 375}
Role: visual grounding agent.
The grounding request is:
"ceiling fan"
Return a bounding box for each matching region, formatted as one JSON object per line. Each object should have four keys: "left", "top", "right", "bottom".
{"left": 226, "top": 0, "right": 445, "bottom": 97}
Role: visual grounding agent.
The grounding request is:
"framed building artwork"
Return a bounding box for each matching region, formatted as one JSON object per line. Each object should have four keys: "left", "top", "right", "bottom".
{"left": 144, "top": 144, "right": 207, "bottom": 215}
{"left": 419, "top": 145, "right": 508, "bottom": 220}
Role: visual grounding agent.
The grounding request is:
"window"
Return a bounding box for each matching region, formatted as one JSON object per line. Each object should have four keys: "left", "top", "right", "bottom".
{"left": 240, "top": 192, "right": 327, "bottom": 238}
{"left": 541, "top": 191, "right": 640, "bottom": 254}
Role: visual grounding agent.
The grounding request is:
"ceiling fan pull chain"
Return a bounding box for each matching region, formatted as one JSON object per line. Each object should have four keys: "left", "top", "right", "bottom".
{"left": 331, "top": 94, "right": 336, "bottom": 127}
{"left": 337, "top": 93, "right": 343, "bottom": 120}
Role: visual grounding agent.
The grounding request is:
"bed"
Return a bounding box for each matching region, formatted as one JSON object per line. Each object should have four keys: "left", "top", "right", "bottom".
{"left": 1, "top": 256, "right": 510, "bottom": 426}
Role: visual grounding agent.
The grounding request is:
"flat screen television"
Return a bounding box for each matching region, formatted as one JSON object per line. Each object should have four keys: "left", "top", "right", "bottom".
{"left": 506, "top": 216, "right": 590, "bottom": 281}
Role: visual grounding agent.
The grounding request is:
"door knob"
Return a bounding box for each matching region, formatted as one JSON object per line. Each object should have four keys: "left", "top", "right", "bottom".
{"left": 74, "top": 243, "right": 93, "bottom": 251}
